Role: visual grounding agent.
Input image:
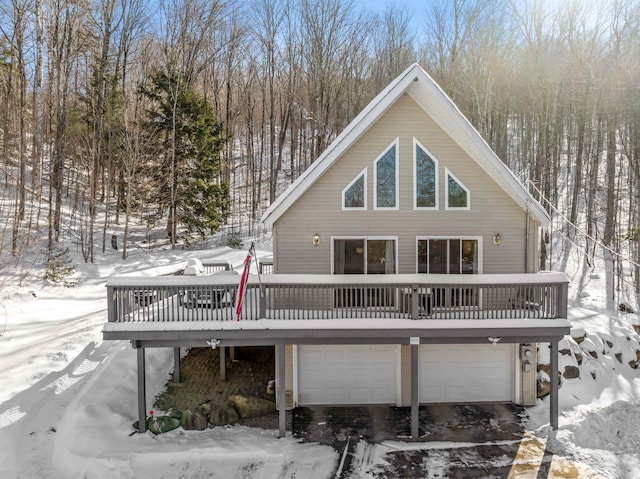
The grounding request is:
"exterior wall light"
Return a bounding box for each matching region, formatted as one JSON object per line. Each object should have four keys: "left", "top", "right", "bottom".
{"left": 493, "top": 232, "right": 501, "bottom": 246}
{"left": 312, "top": 233, "right": 320, "bottom": 246}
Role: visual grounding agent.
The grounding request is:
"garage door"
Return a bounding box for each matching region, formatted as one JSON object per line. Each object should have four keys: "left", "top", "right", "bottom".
{"left": 420, "top": 344, "right": 514, "bottom": 403}
{"left": 298, "top": 345, "right": 397, "bottom": 405}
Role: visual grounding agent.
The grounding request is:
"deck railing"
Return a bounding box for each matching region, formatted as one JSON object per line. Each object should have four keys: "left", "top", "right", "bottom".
{"left": 106, "top": 272, "right": 569, "bottom": 324}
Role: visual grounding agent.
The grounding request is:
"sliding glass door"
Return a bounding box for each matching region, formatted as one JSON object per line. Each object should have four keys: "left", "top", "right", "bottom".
{"left": 417, "top": 237, "right": 481, "bottom": 307}
{"left": 333, "top": 238, "right": 396, "bottom": 308}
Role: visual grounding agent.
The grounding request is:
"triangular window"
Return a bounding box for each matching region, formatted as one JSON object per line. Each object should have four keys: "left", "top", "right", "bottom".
{"left": 414, "top": 138, "right": 438, "bottom": 209}
{"left": 445, "top": 168, "right": 470, "bottom": 210}
{"left": 342, "top": 168, "right": 367, "bottom": 209}
{"left": 374, "top": 139, "right": 399, "bottom": 209}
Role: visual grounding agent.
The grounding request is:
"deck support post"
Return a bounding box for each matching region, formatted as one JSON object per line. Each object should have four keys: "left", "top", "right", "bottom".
{"left": 220, "top": 346, "right": 226, "bottom": 381}
{"left": 137, "top": 346, "right": 147, "bottom": 433}
{"left": 550, "top": 339, "right": 559, "bottom": 430}
{"left": 230, "top": 346, "right": 235, "bottom": 362}
{"left": 173, "top": 347, "right": 181, "bottom": 383}
{"left": 278, "top": 344, "right": 286, "bottom": 438}
{"left": 411, "top": 341, "right": 419, "bottom": 439}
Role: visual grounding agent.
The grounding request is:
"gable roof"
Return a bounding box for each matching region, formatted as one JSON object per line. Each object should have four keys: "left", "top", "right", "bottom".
{"left": 261, "top": 63, "right": 549, "bottom": 228}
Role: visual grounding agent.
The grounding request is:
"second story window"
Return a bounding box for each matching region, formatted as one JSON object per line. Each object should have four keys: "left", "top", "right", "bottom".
{"left": 445, "top": 168, "right": 470, "bottom": 210}
{"left": 342, "top": 168, "right": 367, "bottom": 209}
{"left": 375, "top": 139, "right": 399, "bottom": 209}
{"left": 414, "top": 138, "right": 438, "bottom": 209}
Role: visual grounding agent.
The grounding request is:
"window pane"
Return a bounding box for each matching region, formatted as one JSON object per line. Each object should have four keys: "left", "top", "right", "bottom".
{"left": 448, "top": 174, "right": 468, "bottom": 208}
{"left": 367, "top": 240, "right": 395, "bottom": 274}
{"left": 344, "top": 173, "right": 365, "bottom": 208}
{"left": 449, "top": 239, "right": 461, "bottom": 274}
{"left": 376, "top": 146, "right": 396, "bottom": 208}
{"left": 416, "top": 146, "right": 436, "bottom": 207}
{"left": 462, "top": 240, "right": 478, "bottom": 274}
{"left": 334, "top": 239, "right": 365, "bottom": 274}
{"left": 418, "top": 240, "right": 427, "bottom": 273}
{"left": 428, "top": 239, "right": 448, "bottom": 274}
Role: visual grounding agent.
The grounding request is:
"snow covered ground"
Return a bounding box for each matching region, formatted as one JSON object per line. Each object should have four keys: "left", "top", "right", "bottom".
{"left": 1, "top": 243, "right": 640, "bottom": 478}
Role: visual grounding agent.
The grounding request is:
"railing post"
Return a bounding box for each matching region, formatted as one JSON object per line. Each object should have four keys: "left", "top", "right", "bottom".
{"left": 107, "top": 285, "right": 117, "bottom": 322}
{"left": 411, "top": 286, "right": 419, "bottom": 320}
{"left": 259, "top": 285, "right": 267, "bottom": 319}
{"left": 556, "top": 282, "right": 568, "bottom": 318}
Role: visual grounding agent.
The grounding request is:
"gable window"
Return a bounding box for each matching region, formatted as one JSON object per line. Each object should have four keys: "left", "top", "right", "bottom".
{"left": 342, "top": 168, "right": 367, "bottom": 210}
{"left": 445, "top": 168, "right": 470, "bottom": 210}
{"left": 374, "top": 139, "right": 399, "bottom": 209}
{"left": 414, "top": 138, "right": 438, "bottom": 209}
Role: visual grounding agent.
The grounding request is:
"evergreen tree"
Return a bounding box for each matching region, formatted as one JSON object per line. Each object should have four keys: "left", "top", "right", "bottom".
{"left": 139, "top": 65, "right": 229, "bottom": 245}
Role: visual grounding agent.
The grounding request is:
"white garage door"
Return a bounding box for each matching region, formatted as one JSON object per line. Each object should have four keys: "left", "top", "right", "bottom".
{"left": 298, "top": 345, "right": 397, "bottom": 405}
{"left": 420, "top": 344, "right": 515, "bottom": 403}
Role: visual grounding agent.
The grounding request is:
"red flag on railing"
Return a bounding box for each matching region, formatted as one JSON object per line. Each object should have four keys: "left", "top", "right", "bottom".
{"left": 235, "top": 245, "right": 253, "bottom": 321}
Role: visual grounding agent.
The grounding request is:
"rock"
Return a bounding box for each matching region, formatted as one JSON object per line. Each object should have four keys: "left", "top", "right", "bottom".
{"left": 559, "top": 348, "right": 571, "bottom": 356}
{"left": 588, "top": 350, "right": 598, "bottom": 359}
{"left": 573, "top": 334, "right": 586, "bottom": 345}
{"left": 181, "top": 406, "right": 209, "bottom": 431}
{"left": 266, "top": 379, "right": 276, "bottom": 396}
{"left": 563, "top": 366, "right": 580, "bottom": 379}
{"left": 537, "top": 364, "right": 550, "bottom": 375}
{"left": 590, "top": 371, "right": 597, "bottom": 379}
{"left": 145, "top": 415, "right": 180, "bottom": 435}
{"left": 615, "top": 353, "right": 623, "bottom": 364}
{"left": 630, "top": 360, "right": 639, "bottom": 370}
{"left": 209, "top": 403, "right": 240, "bottom": 426}
{"left": 605, "top": 340, "right": 613, "bottom": 348}
{"left": 636, "top": 350, "right": 640, "bottom": 361}
{"left": 632, "top": 324, "right": 640, "bottom": 335}
{"left": 575, "top": 353, "right": 583, "bottom": 365}
{"left": 619, "top": 302, "right": 635, "bottom": 313}
{"left": 537, "top": 380, "right": 550, "bottom": 399}
{"left": 228, "top": 394, "right": 275, "bottom": 419}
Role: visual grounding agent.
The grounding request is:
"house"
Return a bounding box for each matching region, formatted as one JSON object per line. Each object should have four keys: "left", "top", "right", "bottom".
{"left": 103, "top": 64, "right": 570, "bottom": 438}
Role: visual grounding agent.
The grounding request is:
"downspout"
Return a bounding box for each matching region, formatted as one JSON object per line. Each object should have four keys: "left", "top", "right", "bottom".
{"left": 524, "top": 202, "right": 530, "bottom": 273}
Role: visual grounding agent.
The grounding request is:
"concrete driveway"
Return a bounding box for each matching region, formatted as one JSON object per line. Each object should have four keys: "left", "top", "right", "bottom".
{"left": 293, "top": 404, "right": 586, "bottom": 478}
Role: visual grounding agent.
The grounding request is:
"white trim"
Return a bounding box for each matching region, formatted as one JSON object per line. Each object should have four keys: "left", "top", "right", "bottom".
{"left": 445, "top": 167, "right": 471, "bottom": 210}
{"left": 415, "top": 236, "right": 484, "bottom": 274}
{"left": 395, "top": 345, "right": 402, "bottom": 406}
{"left": 341, "top": 167, "right": 368, "bottom": 210}
{"left": 413, "top": 137, "right": 439, "bottom": 210}
{"left": 261, "top": 63, "right": 549, "bottom": 228}
{"left": 331, "top": 236, "right": 399, "bottom": 274}
{"left": 513, "top": 344, "right": 521, "bottom": 405}
{"left": 293, "top": 345, "right": 299, "bottom": 408}
{"left": 373, "top": 138, "right": 399, "bottom": 210}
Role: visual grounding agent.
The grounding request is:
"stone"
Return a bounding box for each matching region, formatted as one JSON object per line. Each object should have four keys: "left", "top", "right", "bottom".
{"left": 537, "top": 380, "right": 550, "bottom": 399}
{"left": 588, "top": 350, "right": 598, "bottom": 359}
{"left": 209, "top": 403, "right": 240, "bottom": 426}
{"left": 573, "top": 334, "right": 586, "bottom": 345}
{"left": 575, "top": 353, "right": 583, "bottom": 365}
{"left": 559, "top": 348, "right": 571, "bottom": 356}
{"left": 563, "top": 365, "right": 580, "bottom": 379}
{"left": 619, "top": 302, "right": 635, "bottom": 313}
{"left": 633, "top": 325, "right": 640, "bottom": 335}
{"left": 615, "top": 353, "right": 623, "bottom": 364}
{"left": 146, "top": 415, "right": 180, "bottom": 435}
{"left": 636, "top": 350, "right": 640, "bottom": 361}
{"left": 181, "top": 406, "right": 209, "bottom": 431}
{"left": 537, "top": 364, "right": 550, "bottom": 375}
{"left": 606, "top": 340, "right": 613, "bottom": 348}
{"left": 591, "top": 371, "right": 597, "bottom": 379}
{"left": 228, "top": 394, "right": 275, "bottom": 419}
{"left": 630, "top": 360, "right": 639, "bottom": 370}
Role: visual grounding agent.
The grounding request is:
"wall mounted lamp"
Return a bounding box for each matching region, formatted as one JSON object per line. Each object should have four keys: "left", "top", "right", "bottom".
{"left": 493, "top": 232, "right": 501, "bottom": 246}
{"left": 312, "top": 233, "right": 320, "bottom": 246}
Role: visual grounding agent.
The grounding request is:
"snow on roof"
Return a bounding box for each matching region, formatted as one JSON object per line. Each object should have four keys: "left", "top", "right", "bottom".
{"left": 261, "top": 63, "right": 549, "bottom": 228}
